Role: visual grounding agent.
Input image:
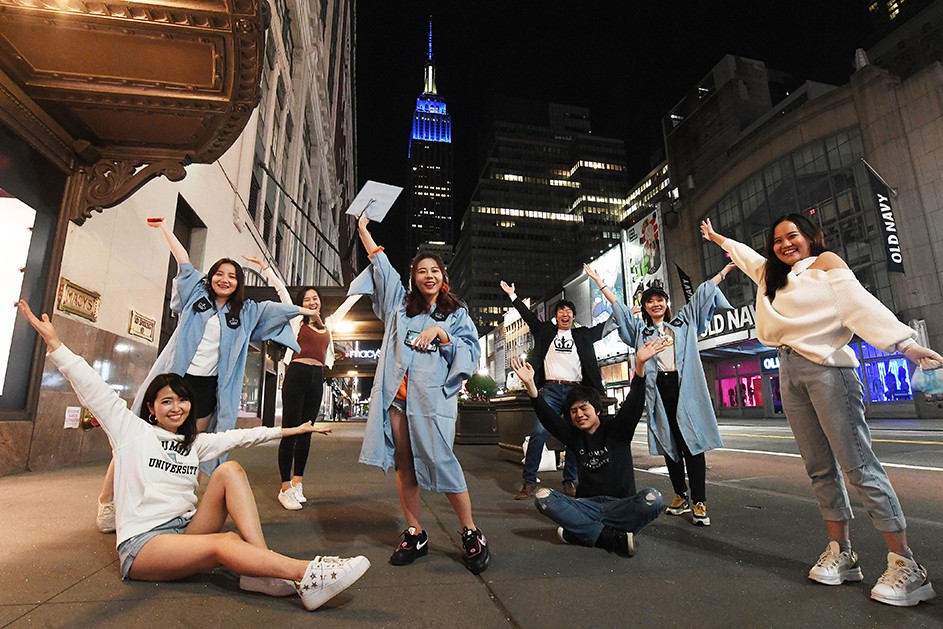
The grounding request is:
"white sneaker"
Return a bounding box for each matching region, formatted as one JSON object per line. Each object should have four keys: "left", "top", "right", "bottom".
{"left": 278, "top": 489, "right": 302, "bottom": 511}
{"left": 870, "top": 551, "right": 936, "bottom": 606}
{"left": 808, "top": 541, "right": 863, "bottom": 585}
{"left": 291, "top": 481, "right": 307, "bottom": 503}
{"left": 96, "top": 500, "right": 116, "bottom": 533}
{"left": 295, "top": 555, "right": 371, "bottom": 611}
{"left": 239, "top": 575, "right": 296, "bottom": 597}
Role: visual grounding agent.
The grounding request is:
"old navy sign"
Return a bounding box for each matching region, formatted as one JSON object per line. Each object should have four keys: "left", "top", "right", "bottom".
{"left": 704, "top": 304, "right": 756, "bottom": 338}
{"left": 867, "top": 168, "right": 905, "bottom": 274}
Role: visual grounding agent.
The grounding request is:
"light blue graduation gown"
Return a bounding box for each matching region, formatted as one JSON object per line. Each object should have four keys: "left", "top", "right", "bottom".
{"left": 610, "top": 280, "right": 731, "bottom": 460}
{"left": 132, "top": 263, "right": 300, "bottom": 459}
{"left": 351, "top": 252, "right": 481, "bottom": 493}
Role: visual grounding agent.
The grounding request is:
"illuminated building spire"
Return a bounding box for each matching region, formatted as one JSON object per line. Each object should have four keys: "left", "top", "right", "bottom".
{"left": 424, "top": 18, "right": 437, "bottom": 95}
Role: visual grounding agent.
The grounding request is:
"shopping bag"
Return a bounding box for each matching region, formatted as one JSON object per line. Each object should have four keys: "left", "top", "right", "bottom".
{"left": 521, "top": 436, "right": 557, "bottom": 473}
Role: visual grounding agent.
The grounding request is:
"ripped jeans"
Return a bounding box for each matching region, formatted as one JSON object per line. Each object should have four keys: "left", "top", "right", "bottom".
{"left": 534, "top": 487, "right": 663, "bottom": 546}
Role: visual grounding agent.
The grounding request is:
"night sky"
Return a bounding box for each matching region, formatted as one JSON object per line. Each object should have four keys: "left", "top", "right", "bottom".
{"left": 355, "top": 1, "right": 881, "bottom": 271}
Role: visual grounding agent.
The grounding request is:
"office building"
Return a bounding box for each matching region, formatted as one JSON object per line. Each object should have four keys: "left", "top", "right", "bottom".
{"left": 406, "top": 20, "right": 454, "bottom": 258}
{"left": 451, "top": 99, "right": 629, "bottom": 332}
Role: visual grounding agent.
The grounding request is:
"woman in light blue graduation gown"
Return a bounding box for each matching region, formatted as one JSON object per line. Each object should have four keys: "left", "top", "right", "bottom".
{"left": 587, "top": 263, "right": 734, "bottom": 525}
{"left": 351, "top": 213, "right": 490, "bottom": 574}
{"left": 98, "top": 219, "right": 308, "bottom": 524}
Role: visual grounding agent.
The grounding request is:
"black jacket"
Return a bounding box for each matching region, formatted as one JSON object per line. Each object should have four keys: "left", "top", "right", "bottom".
{"left": 512, "top": 297, "right": 606, "bottom": 393}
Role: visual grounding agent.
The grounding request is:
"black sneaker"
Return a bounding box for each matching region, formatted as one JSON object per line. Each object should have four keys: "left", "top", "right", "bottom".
{"left": 461, "top": 527, "right": 490, "bottom": 575}
{"left": 594, "top": 525, "right": 635, "bottom": 558}
{"left": 390, "top": 527, "right": 428, "bottom": 566}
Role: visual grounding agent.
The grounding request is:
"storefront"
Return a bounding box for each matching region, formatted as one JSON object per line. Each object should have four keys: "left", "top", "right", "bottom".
{"left": 706, "top": 340, "right": 916, "bottom": 419}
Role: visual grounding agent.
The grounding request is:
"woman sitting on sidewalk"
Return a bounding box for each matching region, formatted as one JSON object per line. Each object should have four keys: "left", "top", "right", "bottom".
{"left": 19, "top": 300, "right": 369, "bottom": 611}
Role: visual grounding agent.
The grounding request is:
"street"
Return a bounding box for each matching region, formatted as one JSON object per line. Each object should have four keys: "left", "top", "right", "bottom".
{"left": 2, "top": 419, "right": 943, "bottom": 628}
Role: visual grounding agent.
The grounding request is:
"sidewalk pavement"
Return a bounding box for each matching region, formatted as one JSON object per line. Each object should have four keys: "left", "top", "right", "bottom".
{"left": 2, "top": 422, "right": 942, "bottom": 628}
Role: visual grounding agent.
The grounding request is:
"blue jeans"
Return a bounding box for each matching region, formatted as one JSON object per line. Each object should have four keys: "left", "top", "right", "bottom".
{"left": 523, "top": 382, "right": 579, "bottom": 483}
{"left": 535, "top": 488, "right": 663, "bottom": 546}
{"left": 779, "top": 347, "right": 906, "bottom": 531}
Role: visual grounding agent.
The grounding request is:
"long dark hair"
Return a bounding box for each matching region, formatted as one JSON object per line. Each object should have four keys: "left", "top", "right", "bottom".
{"left": 206, "top": 258, "right": 245, "bottom": 317}
{"left": 139, "top": 374, "right": 197, "bottom": 451}
{"left": 404, "top": 252, "right": 465, "bottom": 317}
{"left": 763, "top": 213, "right": 829, "bottom": 301}
{"left": 294, "top": 286, "right": 324, "bottom": 329}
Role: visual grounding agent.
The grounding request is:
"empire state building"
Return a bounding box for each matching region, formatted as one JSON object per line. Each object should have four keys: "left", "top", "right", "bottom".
{"left": 407, "top": 19, "right": 453, "bottom": 259}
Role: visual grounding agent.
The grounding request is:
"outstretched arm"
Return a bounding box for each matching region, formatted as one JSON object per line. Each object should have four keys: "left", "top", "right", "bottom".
{"left": 147, "top": 217, "right": 189, "bottom": 265}
{"left": 583, "top": 263, "right": 619, "bottom": 305}
{"left": 711, "top": 262, "right": 738, "bottom": 286}
{"left": 283, "top": 423, "right": 332, "bottom": 436}
{"left": 18, "top": 300, "right": 61, "bottom": 352}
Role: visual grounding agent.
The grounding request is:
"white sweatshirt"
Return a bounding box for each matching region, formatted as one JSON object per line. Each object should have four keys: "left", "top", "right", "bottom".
{"left": 48, "top": 345, "right": 282, "bottom": 546}
{"left": 721, "top": 238, "right": 916, "bottom": 368}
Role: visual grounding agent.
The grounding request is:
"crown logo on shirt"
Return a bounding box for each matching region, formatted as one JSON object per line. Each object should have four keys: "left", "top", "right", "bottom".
{"left": 554, "top": 336, "right": 574, "bottom": 351}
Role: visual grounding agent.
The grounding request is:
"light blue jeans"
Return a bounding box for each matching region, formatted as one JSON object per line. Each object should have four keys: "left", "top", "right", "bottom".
{"left": 534, "top": 488, "right": 663, "bottom": 545}
{"left": 778, "top": 347, "right": 906, "bottom": 532}
{"left": 523, "top": 382, "right": 579, "bottom": 484}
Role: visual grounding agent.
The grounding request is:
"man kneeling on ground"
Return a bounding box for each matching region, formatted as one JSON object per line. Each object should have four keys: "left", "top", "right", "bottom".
{"left": 510, "top": 337, "right": 668, "bottom": 557}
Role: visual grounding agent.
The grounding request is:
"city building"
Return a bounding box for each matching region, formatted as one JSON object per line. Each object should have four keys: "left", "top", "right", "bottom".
{"left": 451, "top": 98, "right": 629, "bottom": 332}
{"left": 868, "top": 0, "right": 943, "bottom": 78}
{"left": 0, "top": 0, "right": 356, "bottom": 476}
{"left": 867, "top": 0, "right": 936, "bottom": 36}
{"left": 660, "top": 52, "right": 943, "bottom": 420}
{"left": 406, "top": 19, "right": 454, "bottom": 259}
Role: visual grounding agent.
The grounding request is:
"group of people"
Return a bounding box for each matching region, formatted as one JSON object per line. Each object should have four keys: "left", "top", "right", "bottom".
{"left": 19, "top": 209, "right": 942, "bottom": 611}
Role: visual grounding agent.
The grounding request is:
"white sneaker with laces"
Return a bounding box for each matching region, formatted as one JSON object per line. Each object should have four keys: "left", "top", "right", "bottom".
{"left": 278, "top": 488, "right": 302, "bottom": 511}
{"left": 870, "top": 551, "right": 936, "bottom": 606}
{"left": 291, "top": 481, "right": 307, "bottom": 503}
{"left": 239, "top": 575, "right": 297, "bottom": 597}
{"left": 295, "top": 555, "right": 371, "bottom": 611}
{"left": 808, "top": 541, "right": 863, "bottom": 585}
{"left": 96, "top": 500, "right": 116, "bottom": 533}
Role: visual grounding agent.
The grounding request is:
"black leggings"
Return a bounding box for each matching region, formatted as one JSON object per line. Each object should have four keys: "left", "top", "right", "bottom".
{"left": 656, "top": 371, "right": 707, "bottom": 504}
{"left": 278, "top": 362, "right": 324, "bottom": 482}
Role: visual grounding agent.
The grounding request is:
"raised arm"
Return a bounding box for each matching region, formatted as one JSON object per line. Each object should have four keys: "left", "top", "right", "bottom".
{"left": 583, "top": 263, "right": 619, "bottom": 305}
{"left": 19, "top": 301, "right": 142, "bottom": 444}
{"left": 147, "top": 217, "right": 189, "bottom": 265}
{"left": 243, "top": 255, "right": 293, "bottom": 305}
{"left": 701, "top": 218, "right": 765, "bottom": 284}
{"left": 611, "top": 338, "right": 668, "bottom": 435}
{"left": 358, "top": 211, "right": 380, "bottom": 254}
{"left": 512, "top": 357, "right": 573, "bottom": 444}
{"left": 500, "top": 280, "right": 541, "bottom": 330}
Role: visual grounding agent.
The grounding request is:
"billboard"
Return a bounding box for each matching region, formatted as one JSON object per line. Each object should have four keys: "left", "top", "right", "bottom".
{"left": 622, "top": 209, "right": 669, "bottom": 310}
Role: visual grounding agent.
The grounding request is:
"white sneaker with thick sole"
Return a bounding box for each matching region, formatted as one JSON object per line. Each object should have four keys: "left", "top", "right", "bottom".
{"left": 870, "top": 552, "right": 936, "bottom": 606}
{"left": 291, "top": 481, "right": 307, "bottom": 503}
{"left": 808, "top": 541, "right": 864, "bottom": 585}
{"left": 278, "top": 489, "right": 302, "bottom": 511}
{"left": 295, "top": 555, "right": 371, "bottom": 611}
{"left": 97, "top": 500, "right": 116, "bottom": 533}
{"left": 240, "top": 575, "right": 297, "bottom": 597}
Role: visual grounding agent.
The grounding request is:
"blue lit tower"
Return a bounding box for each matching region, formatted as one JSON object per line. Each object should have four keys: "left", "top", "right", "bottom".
{"left": 407, "top": 19, "right": 453, "bottom": 258}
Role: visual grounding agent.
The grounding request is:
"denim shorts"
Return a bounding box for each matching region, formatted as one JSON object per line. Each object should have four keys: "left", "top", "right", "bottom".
{"left": 117, "top": 516, "right": 190, "bottom": 579}
{"left": 390, "top": 397, "right": 406, "bottom": 413}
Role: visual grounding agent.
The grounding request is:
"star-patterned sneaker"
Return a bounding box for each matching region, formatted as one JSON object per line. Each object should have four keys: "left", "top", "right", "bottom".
{"left": 295, "top": 555, "right": 370, "bottom": 611}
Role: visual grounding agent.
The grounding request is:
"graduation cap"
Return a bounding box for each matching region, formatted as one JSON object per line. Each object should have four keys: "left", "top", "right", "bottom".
{"left": 345, "top": 180, "right": 403, "bottom": 222}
